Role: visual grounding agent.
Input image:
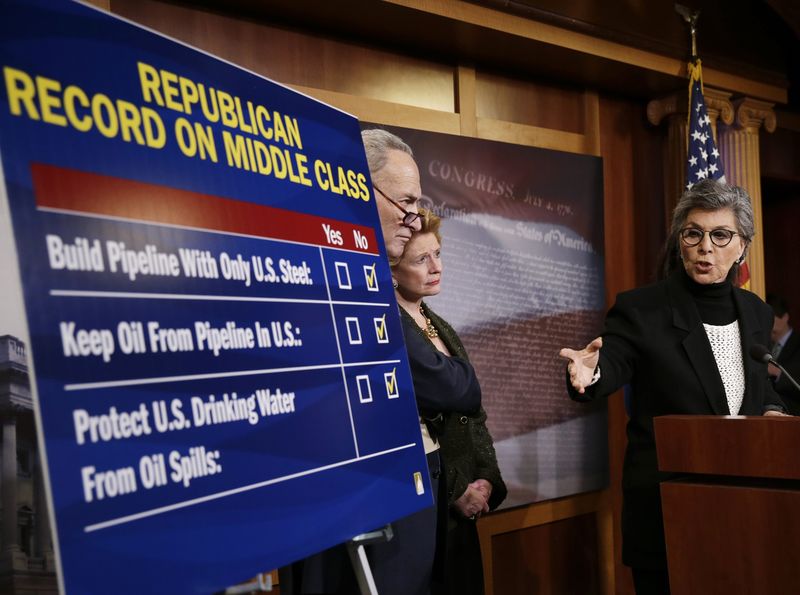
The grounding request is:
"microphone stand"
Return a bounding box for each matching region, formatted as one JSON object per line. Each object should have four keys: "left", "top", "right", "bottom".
{"left": 770, "top": 358, "right": 800, "bottom": 394}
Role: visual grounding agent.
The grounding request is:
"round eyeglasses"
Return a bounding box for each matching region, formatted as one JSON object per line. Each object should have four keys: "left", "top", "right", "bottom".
{"left": 373, "top": 184, "right": 421, "bottom": 227}
{"left": 679, "top": 227, "right": 740, "bottom": 247}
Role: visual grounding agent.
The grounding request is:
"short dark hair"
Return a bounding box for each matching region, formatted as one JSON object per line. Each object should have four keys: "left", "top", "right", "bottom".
{"left": 767, "top": 294, "right": 789, "bottom": 318}
{"left": 661, "top": 178, "right": 754, "bottom": 279}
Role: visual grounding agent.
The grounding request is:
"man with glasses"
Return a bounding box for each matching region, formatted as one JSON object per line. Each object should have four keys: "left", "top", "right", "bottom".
{"left": 359, "top": 128, "right": 483, "bottom": 595}
{"left": 283, "top": 130, "right": 481, "bottom": 595}
{"left": 362, "top": 129, "right": 423, "bottom": 261}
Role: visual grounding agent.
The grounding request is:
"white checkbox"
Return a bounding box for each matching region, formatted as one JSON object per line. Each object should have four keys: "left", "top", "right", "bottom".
{"left": 357, "top": 375, "right": 373, "bottom": 403}
{"left": 335, "top": 262, "right": 352, "bottom": 289}
{"left": 346, "top": 317, "right": 362, "bottom": 344}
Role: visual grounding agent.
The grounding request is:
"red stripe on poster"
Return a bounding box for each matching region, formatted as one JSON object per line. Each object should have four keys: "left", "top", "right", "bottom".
{"left": 30, "top": 163, "right": 378, "bottom": 254}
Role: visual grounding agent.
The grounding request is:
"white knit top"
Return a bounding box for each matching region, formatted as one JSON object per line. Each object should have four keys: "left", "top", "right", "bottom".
{"left": 703, "top": 321, "right": 745, "bottom": 415}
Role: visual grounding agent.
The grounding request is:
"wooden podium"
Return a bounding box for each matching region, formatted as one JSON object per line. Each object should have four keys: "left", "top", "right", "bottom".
{"left": 654, "top": 415, "right": 800, "bottom": 595}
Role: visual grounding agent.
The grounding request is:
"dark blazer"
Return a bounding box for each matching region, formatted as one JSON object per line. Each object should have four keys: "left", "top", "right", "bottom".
{"left": 414, "top": 304, "right": 507, "bottom": 513}
{"left": 400, "top": 306, "right": 505, "bottom": 510}
{"left": 405, "top": 304, "right": 506, "bottom": 595}
{"left": 773, "top": 330, "right": 800, "bottom": 415}
{"left": 570, "top": 269, "right": 785, "bottom": 568}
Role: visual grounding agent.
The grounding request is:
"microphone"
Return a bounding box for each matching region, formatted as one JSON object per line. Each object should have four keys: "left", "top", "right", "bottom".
{"left": 750, "top": 343, "right": 800, "bottom": 394}
{"left": 749, "top": 344, "right": 772, "bottom": 364}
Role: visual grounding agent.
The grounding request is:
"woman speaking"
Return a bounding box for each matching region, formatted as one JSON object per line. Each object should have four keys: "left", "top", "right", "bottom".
{"left": 559, "top": 179, "right": 787, "bottom": 595}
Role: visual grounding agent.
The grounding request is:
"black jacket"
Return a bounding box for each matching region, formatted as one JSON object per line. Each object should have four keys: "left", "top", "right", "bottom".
{"left": 400, "top": 306, "right": 506, "bottom": 510}
{"left": 570, "top": 269, "right": 785, "bottom": 567}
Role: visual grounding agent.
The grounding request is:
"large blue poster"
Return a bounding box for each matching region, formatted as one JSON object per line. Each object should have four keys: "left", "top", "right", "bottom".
{"left": 0, "top": 1, "right": 431, "bottom": 593}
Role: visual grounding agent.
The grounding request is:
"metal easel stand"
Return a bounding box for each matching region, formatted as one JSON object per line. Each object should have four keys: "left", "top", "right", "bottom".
{"left": 223, "top": 572, "right": 273, "bottom": 594}
{"left": 346, "top": 524, "right": 394, "bottom": 595}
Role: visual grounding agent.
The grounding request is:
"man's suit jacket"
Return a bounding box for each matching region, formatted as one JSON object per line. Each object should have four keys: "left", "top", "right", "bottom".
{"left": 773, "top": 330, "right": 800, "bottom": 415}
{"left": 570, "top": 269, "right": 785, "bottom": 567}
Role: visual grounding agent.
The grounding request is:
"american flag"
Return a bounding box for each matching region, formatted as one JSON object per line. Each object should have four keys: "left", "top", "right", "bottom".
{"left": 685, "top": 60, "right": 725, "bottom": 190}
{"left": 684, "top": 60, "right": 750, "bottom": 287}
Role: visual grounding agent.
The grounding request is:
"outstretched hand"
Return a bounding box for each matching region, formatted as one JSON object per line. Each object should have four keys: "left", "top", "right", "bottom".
{"left": 559, "top": 337, "right": 602, "bottom": 394}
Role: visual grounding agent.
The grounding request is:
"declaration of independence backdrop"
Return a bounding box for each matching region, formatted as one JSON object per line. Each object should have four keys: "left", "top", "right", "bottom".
{"left": 367, "top": 124, "right": 608, "bottom": 507}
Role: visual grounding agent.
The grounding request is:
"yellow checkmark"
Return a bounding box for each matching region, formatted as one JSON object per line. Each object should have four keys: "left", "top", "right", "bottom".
{"left": 375, "top": 314, "right": 387, "bottom": 342}
{"left": 385, "top": 367, "right": 397, "bottom": 397}
{"left": 365, "top": 264, "right": 377, "bottom": 290}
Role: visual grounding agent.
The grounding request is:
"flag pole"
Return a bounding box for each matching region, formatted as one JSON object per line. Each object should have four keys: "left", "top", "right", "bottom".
{"left": 674, "top": 4, "right": 700, "bottom": 62}
{"left": 675, "top": 4, "right": 750, "bottom": 288}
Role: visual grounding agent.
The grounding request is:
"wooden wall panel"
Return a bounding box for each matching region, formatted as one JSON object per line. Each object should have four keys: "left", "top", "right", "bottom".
{"left": 475, "top": 71, "right": 585, "bottom": 134}
{"left": 492, "top": 513, "right": 600, "bottom": 595}
{"left": 762, "top": 119, "right": 800, "bottom": 321}
{"left": 284, "top": 86, "right": 463, "bottom": 135}
{"left": 598, "top": 94, "right": 664, "bottom": 595}
{"left": 478, "top": 491, "right": 613, "bottom": 595}
{"left": 112, "top": 0, "right": 457, "bottom": 113}
{"left": 474, "top": 118, "right": 590, "bottom": 154}
{"left": 763, "top": 184, "right": 800, "bottom": 322}
{"left": 761, "top": 126, "right": 800, "bottom": 182}
{"left": 601, "top": 98, "right": 665, "bottom": 289}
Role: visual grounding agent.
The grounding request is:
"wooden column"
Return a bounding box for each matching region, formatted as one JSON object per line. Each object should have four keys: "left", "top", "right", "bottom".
{"left": 456, "top": 65, "right": 477, "bottom": 137}
{"left": 647, "top": 87, "right": 734, "bottom": 228}
{"left": 717, "top": 98, "right": 777, "bottom": 299}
